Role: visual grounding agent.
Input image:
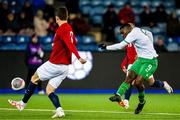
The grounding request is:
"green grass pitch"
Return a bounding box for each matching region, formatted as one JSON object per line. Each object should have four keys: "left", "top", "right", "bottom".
{"left": 0, "top": 94, "right": 180, "bottom": 120}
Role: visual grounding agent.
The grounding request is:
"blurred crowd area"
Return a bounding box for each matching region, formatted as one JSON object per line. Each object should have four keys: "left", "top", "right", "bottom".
{"left": 0, "top": 0, "right": 56, "bottom": 36}
{"left": 0, "top": 0, "right": 180, "bottom": 52}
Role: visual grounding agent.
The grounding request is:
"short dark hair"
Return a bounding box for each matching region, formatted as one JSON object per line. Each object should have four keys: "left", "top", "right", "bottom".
{"left": 55, "top": 6, "right": 68, "bottom": 20}
{"left": 120, "top": 23, "right": 132, "bottom": 30}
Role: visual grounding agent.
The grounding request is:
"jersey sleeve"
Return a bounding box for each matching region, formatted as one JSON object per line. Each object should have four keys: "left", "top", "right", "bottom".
{"left": 61, "top": 29, "right": 81, "bottom": 59}
{"left": 106, "top": 40, "right": 128, "bottom": 50}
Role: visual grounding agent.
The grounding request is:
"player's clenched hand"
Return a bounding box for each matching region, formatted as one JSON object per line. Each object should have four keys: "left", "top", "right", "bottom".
{"left": 98, "top": 43, "right": 107, "bottom": 50}
{"left": 78, "top": 58, "right": 87, "bottom": 64}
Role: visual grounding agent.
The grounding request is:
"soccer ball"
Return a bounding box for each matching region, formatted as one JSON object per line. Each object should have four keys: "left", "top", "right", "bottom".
{"left": 11, "top": 77, "right": 25, "bottom": 90}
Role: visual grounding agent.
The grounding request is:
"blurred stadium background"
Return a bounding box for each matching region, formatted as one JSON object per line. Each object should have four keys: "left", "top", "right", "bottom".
{"left": 0, "top": 0, "right": 180, "bottom": 119}
{"left": 0, "top": 0, "right": 180, "bottom": 51}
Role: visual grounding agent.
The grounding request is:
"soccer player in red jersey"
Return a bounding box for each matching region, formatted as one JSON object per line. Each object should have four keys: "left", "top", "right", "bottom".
{"left": 119, "top": 31, "right": 173, "bottom": 111}
{"left": 8, "top": 6, "right": 86, "bottom": 118}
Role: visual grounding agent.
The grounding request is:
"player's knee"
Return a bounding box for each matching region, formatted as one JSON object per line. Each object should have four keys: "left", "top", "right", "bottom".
{"left": 31, "top": 73, "right": 39, "bottom": 85}
{"left": 147, "top": 77, "right": 154, "bottom": 86}
{"left": 46, "top": 84, "right": 55, "bottom": 96}
{"left": 126, "top": 71, "right": 137, "bottom": 83}
{"left": 134, "top": 76, "right": 143, "bottom": 86}
{"left": 128, "top": 71, "right": 136, "bottom": 79}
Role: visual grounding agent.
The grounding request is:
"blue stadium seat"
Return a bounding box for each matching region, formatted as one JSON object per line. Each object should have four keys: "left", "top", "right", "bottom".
{"left": 39, "top": 36, "right": 53, "bottom": 45}
{"left": 91, "top": 14, "right": 103, "bottom": 25}
{"left": 0, "top": 35, "right": 20, "bottom": 50}
{"left": 151, "top": 0, "right": 164, "bottom": 7}
{"left": 79, "top": 0, "right": 91, "bottom": 7}
{"left": 90, "top": 5, "right": 106, "bottom": 16}
{"left": 176, "top": 9, "right": 180, "bottom": 18}
{"left": 114, "top": 0, "right": 125, "bottom": 9}
{"left": 164, "top": 0, "right": 175, "bottom": 8}
{"left": 80, "top": 5, "right": 92, "bottom": 15}
{"left": 139, "top": 0, "right": 151, "bottom": 7}
{"left": 131, "top": 0, "right": 140, "bottom": 8}
{"left": 76, "top": 35, "right": 84, "bottom": 44}
{"left": 133, "top": 7, "right": 143, "bottom": 15}
{"left": 103, "top": 0, "right": 112, "bottom": 7}
{"left": 2, "top": 36, "right": 15, "bottom": 43}
{"left": 14, "top": 35, "right": 30, "bottom": 50}
{"left": 152, "top": 27, "right": 162, "bottom": 35}
{"left": 157, "top": 23, "right": 166, "bottom": 34}
{"left": 16, "top": 35, "right": 30, "bottom": 44}
{"left": 165, "top": 37, "right": 178, "bottom": 45}
{"left": 166, "top": 42, "right": 179, "bottom": 52}
{"left": 82, "top": 35, "right": 96, "bottom": 44}
{"left": 91, "top": 0, "right": 103, "bottom": 7}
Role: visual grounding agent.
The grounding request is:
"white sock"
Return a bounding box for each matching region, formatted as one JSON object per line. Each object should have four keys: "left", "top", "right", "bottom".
{"left": 56, "top": 107, "right": 63, "bottom": 111}
{"left": 20, "top": 100, "right": 26, "bottom": 106}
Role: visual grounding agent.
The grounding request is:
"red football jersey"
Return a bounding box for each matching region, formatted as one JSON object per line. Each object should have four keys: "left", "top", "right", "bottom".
{"left": 49, "top": 23, "right": 80, "bottom": 64}
{"left": 121, "top": 43, "right": 137, "bottom": 69}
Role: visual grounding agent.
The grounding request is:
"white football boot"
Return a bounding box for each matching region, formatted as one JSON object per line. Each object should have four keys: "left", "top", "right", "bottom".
{"left": 123, "top": 99, "right": 129, "bottom": 109}
{"left": 119, "top": 99, "right": 129, "bottom": 109}
{"left": 163, "top": 81, "right": 173, "bottom": 94}
{"left": 51, "top": 107, "right": 65, "bottom": 118}
{"left": 8, "top": 100, "right": 26, "bottom": 111}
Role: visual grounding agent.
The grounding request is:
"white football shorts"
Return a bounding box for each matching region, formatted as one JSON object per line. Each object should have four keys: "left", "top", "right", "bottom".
{"left": 37, "top": 61, "right": 68, "bottom": 89}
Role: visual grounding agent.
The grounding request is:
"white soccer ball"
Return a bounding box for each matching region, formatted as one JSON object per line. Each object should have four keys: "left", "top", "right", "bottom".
{"left": 11, "top": 77, "right": 25, "bottom": 91}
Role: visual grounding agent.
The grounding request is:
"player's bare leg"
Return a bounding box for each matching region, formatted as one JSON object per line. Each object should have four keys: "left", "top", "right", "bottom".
{"left": 109, "top": 70, "right": 137, "bottom": 105}
{"left": 134, "top": 76, "right": 146, "bottom": 114}
{"left": 46, "top": 84, "right": 65, "bottom": 118}
{"left": 8, "top": 72, "right": 39, "bottom": 111}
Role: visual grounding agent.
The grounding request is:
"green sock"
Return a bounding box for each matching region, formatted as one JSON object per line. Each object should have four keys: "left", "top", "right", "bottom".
{"left": 116, "top": 82, "right": 130, "bottom": 96}
{"left": 138, "top": 91, "right": 145, "bottom": 103}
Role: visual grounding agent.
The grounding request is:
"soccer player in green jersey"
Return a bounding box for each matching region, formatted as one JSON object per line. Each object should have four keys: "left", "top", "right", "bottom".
{"left": 99, "top": 23, "right": 173, "bottom": 114}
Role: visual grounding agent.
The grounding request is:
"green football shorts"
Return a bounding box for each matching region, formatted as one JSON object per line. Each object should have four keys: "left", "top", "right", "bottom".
{"left": 129, "top": 57, "right": 158, "bottom": 80}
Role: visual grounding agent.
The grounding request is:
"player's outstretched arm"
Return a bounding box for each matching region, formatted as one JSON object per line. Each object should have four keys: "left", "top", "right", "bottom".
{"left": 98, "top": 41, "right": 128, "bottom": 51}
{"left": 106, "top": 41, "right": 128, "bottom": 50}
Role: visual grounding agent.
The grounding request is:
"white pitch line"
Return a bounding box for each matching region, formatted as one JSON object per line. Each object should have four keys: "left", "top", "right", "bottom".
{"left": 0, "top": 108, "right": 180, "bottom": 116}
